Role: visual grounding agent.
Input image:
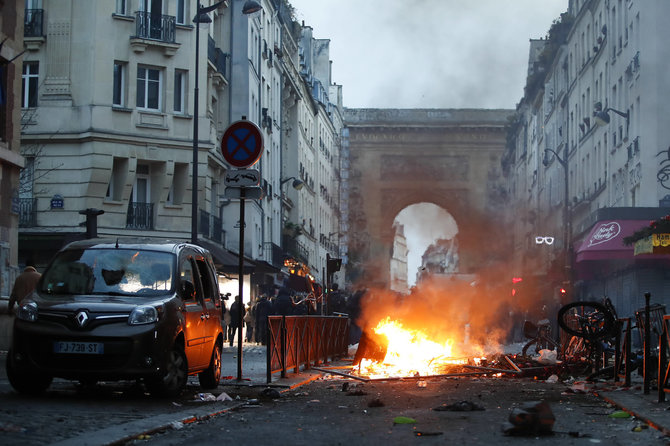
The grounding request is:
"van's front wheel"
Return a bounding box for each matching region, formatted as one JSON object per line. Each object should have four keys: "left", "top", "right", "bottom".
{"left": 146, "top": 346, "right": 188, "bottom": 397}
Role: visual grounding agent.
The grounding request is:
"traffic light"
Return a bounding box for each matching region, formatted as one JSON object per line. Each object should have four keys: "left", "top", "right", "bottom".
{"left": 327, "top": 254, "right": 342, "bottom": 274}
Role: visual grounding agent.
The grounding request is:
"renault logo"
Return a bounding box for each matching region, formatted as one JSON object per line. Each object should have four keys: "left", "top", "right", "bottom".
{"left": 75, "top": 310, "right": 89, "bottom": 328}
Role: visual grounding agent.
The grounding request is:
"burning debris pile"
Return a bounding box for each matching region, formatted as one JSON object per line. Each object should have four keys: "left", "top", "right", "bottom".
{"left": 341, "top": 274, "right": 569, "bottom": 381}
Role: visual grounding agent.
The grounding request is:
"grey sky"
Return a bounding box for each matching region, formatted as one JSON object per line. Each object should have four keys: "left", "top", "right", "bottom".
{"left": 289, "top": 0, "right": 568, "bottom": 109}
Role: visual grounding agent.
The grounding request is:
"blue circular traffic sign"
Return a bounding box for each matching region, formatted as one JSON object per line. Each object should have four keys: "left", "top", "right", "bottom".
{"left": 221, "top": 120, "right": 263, "bottom": 168}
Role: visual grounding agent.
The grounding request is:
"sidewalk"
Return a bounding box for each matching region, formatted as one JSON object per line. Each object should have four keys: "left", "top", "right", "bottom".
{"left": 220, "top": 342, "right": 332, "bottom": 390}
{"left": 595, "top": 382, "right": 670, "bottom": 436}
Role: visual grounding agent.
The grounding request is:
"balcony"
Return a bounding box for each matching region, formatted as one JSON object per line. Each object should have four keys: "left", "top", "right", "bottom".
{"left": 199, "top": 209, "right": 224, "bottom": 244}
{"left": 18, "top": 198, "right": 37, "bottom": 227}
{"left": 24, "top": 9, "right": 45, "bottom": 50}
{"left": 208, "top": 36, "right": 227, "bottom": 77}
{"left": 130, "top": 11, "right": 179, "bottom": 56}
{"left": 282, "top": 234, "right": 308, "bottom": 265}
{"left": 126, "top": 202, "right": 154, "bottom": 230}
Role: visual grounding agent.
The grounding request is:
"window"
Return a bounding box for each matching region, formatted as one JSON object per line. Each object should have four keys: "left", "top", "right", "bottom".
{"left": 167, "top": 162, "right": 188, "bottom": 205}
{"left": 173, "top": 70, "right": 186, "bottom": 113}
{"left": 176, "top": 0, "right": 188, "bottom": 25}
{"left": 113, "top": 62, "right": 127, "bottom": 107}
{"left": 106, "top": 157, "right": 128, "bottom": 201}
{"left": 22, "top": 62, "right": 39, "bottom": 108}
{"left": 136, "top": 66, "right": 162, "bottom": 110}
{"left": 132, "top": 164, "right": 151, "bottom": 203}
{"left": 115, "top": 0, "right": 128, "bottom": 15}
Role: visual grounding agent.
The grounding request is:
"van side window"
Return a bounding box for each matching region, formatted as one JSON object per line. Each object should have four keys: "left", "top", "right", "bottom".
{"left": 179, "top": 257, "right": 201, "bottom": 303}
{"left": 195, "top": 258, "right": 216, "bottom": 302}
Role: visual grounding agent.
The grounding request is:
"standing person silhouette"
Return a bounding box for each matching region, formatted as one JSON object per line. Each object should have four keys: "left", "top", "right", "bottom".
{"left": 8, "top": 264, "right": 41, "bottom": 314}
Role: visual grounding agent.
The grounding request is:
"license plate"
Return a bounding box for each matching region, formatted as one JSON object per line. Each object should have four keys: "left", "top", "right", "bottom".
{"left": 53, "top": 341, "right": 104, "bottom": 354}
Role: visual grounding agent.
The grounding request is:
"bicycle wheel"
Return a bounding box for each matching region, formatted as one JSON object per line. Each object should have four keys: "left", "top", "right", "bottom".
{"left": 522, "top": 339, "right": 539, "bottom": 356}
{"left": 557, "top": 301, "right": 616, "bottom": 340}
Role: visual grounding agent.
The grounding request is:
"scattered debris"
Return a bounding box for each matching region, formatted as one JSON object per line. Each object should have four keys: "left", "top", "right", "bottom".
{"left": 502, "top": 401, "right": 555, "bottom": 436}
{"left": 433, "top": 400, "right": 485, "bottom": 412}
{"left": 217, "top": 392, "right": 233, "bottom": 401}
{"left": 545, "top": 374, "right": 559, "bottom": 383}
{"left": 368, "top": 398, "right": 385, "bottom": 407}
{"left": 414, "top": 431, "right": 443, "bottom": 437}
{"left": 393, "top": 416, "right": 416, "bottom": 425}
{"left": 259, "top": 388, "right": 281, "bottom": 400}
{"left": 608, "top": 410, "right": 631, "bottom": 418}
{"left": 194, "top": 393, "right": 216, "bottom": 402}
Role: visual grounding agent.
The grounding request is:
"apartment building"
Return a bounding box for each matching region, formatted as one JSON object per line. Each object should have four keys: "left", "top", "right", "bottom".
{"left": 505, "top": 0, "right": 670, "bottom": 316}
{"left": 16, "top": 0, "right": 345, "bottom": 296}
{"left": 0, "top": 1, "right": 25, "bottom": 303}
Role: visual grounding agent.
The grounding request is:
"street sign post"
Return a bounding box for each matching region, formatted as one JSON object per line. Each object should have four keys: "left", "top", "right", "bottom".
{"left": 224, "top": 168, "right": 260, "bottom": 187}
{"left": 220, "top": 119, "right": 264, "bottom": 382}
{"left": 221, "top": 120, "right": 263, "bottom": 168}
{"left": 224, "top": 186, "right": 264, "bottom": 199}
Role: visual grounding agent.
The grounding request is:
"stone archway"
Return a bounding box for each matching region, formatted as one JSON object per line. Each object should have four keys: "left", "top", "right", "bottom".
{"left": 344, "top": 109, "right": 512, "bottom": 288}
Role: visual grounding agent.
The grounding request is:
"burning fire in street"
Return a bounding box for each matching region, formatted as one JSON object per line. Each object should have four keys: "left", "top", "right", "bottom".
{"left": 347, "top": 271, "right": 549, "bottom": 380}
{"left": 357, "top": 317, "right": 468, "bottom": 378}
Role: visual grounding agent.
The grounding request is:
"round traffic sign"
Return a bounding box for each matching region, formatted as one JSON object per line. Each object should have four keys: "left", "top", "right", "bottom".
{"left": 220, "top": 120, "right": 263, "bottom": 168}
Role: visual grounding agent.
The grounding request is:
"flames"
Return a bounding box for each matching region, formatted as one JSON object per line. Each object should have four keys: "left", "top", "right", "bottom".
{"left": 357, "top": 317, "right": 468, "bottom": 378}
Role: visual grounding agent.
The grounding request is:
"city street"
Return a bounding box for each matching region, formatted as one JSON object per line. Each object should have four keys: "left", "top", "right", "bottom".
{"left": 1, "top": 347, "right": 669, "bottom": 446}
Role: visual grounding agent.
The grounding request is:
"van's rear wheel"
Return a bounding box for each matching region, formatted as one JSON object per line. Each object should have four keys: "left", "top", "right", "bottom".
{"left": 199, "top": 343, "right": 222, "bottom": 389}
{"left": 146, "top": 346, "right": 188, "bottom": 397}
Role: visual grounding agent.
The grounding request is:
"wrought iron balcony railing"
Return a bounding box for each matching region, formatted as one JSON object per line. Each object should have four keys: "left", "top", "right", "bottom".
{"left": 126, "top": 202, "right": 154, "bottom": 230}
{"left": 24, "top": 9, "right": 44, "bottom": 38}
{"left": 199, "top": 209, "right": 223, "bottom": 244}
{"left": 208, "top": 36, "right": 227, "bottom": 77}
{"left": 134, "top": 11, "right": 176, "bottom": 43}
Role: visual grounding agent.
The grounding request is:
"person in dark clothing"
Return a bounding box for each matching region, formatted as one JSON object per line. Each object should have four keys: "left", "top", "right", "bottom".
{"left": 274, "top": 286, "right": 293, "bottom": 316}
{"left": 228, "top": 297, "right": 245, "bottom": 346}
{"left": 254, "top": 295, "right": 272, "bottom": 345}
{"left": 348, "top": 289, "right": 365, "bottom": 345}
{"left": 328, "top": 283, "right": 346, "bottom": 316}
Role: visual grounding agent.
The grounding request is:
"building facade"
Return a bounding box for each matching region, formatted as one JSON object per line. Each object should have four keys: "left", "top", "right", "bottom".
{"left": 505, "top": 0, "right": 670, "bottom": 317}
{"left": 0, "top": 0, "right": 25, "bottom": 304}
{"left": 16, "top": 0, "right": 345, "bottom": 301}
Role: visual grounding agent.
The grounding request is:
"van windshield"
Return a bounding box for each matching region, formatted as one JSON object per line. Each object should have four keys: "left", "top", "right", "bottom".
{"left": 40, "top": 248, "right": 175, "bottom": 296}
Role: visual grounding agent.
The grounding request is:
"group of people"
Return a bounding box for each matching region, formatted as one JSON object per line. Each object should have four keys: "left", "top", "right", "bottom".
{"left": 220, "top": 284, "right": 365, "bottom": 346}
{"left": 221, "top": 294, "right": 274, "bottom": 346}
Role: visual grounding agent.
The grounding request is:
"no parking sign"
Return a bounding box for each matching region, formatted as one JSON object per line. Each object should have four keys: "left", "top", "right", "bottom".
{"left": 220, "top": 120, "right": 263, "bottom": 168}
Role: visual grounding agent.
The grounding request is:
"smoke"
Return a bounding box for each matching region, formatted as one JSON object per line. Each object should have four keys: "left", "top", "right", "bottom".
{"left": 289, "top": 0, "right": 567, "bottom": 109}
{"left": 355, "top": 205, "right": 553, "bottom": 356}
{"left": 356, "top": 268, "right": 548, "bottom": 357}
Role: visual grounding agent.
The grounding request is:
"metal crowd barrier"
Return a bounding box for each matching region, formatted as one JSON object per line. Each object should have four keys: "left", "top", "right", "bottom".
{"left": 658, "top": 315, "right": 670, "bottom": 402}
{"left": 266, "top": 315, "right": 349, "bottom": 383}
{"left": 613, "top": 317, "right": 632, "bottom": 386}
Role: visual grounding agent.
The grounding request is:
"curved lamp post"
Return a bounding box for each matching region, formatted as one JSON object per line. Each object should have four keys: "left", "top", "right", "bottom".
{"left": 280, "top": 176, "right": 305, "bottom": 190}
{"left": 543, "top": 148, "right": 572, "bottom": 298}
{"left": 191, "top": 0, "right": 262, "bottom": 243}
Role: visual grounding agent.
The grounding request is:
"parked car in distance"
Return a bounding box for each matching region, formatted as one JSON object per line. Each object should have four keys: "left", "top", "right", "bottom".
{"left": 7, "top": 239, "right": 225, "bottom": 397}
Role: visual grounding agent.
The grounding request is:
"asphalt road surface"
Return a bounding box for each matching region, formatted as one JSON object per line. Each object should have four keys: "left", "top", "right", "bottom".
{"left": 127, "top": 376, "right": 669, "bottom": 446}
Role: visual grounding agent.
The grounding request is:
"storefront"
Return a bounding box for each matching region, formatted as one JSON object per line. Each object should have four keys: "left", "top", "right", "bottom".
{"left": 574, "top": 219, "right": 670, "bottom": 318}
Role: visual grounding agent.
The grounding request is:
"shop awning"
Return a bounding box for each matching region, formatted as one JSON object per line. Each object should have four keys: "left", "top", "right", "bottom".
{"left": 196, "top": 240, "right": 255, "bottom": 274}
{"left": 576, "top": 220, "right": 656, "bottom": 262}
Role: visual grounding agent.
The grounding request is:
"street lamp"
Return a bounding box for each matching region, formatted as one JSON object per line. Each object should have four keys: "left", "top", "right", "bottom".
{"left": 593, "top": 107, "right": 629, "bottom": 128}
{"left": 281, "top": 176, "right": 305, "bottom": 190}
{"left": 543, "top": 148, "right": 572, "bottom": 297}
{"left": 191, "top": 0, "right": 262, "bottom": 244}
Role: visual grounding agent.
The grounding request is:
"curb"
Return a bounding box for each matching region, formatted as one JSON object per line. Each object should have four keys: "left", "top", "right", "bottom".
{"left": 52, "top": 371, "right": 327, "bottom": 446}
{"left": 593, "top": 390, "right": 670, "bottom": 437}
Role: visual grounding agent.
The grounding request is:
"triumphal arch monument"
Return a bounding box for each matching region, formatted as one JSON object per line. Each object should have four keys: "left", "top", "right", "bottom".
{"left": 344, "top": 108, "right": 513, "bottom": 288}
